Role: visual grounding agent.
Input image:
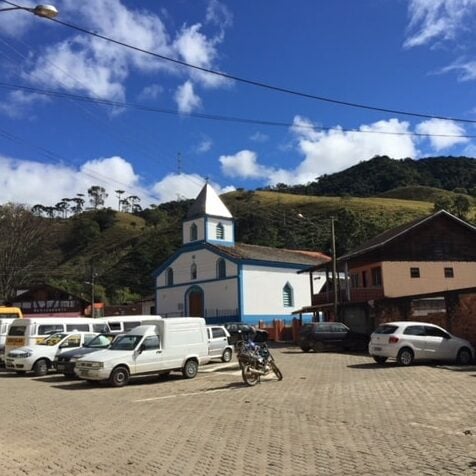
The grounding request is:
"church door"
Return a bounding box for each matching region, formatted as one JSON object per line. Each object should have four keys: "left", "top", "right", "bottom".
{"left": 188, "top": 288, "right": 204, "bottom": 317}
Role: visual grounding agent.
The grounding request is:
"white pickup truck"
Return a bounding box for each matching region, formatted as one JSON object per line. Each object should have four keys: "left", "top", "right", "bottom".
{"left": 75, "top": 318, "right": 211, "bottom": 387}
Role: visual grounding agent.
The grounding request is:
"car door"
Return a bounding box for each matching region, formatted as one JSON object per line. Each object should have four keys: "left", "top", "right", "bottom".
{"left": 209, "top": 327, "right": 227, "bottom": 358}
{"left": 423, "top": 326, "right": 452, "bottom": 360}
{"left": 134, "top": 335, "right": 162, "bottom": 374}
{"left": 402, "top": 325, "right": 427, "bottom": 359}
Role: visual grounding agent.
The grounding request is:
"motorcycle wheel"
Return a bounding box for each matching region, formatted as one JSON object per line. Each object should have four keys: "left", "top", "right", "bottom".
{"left": 242, "top": 365, "right": 260, "bottom": 386}
{"left": 269, "top": 360, "right": 283, "bottom": 381}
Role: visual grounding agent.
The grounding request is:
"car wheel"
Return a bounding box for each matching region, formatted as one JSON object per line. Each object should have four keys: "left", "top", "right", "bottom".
{"left": 300, "top": 345, "right": 311, "bottom": 353}
{"left": 313, "top": 342, "right": 325, "bottom": 352}
{"left": 373, "top": 356, "right": 388, "bottom": 365}
{"left": 182, "top": 359, "right": 198, "bottom": 379}
{"left": 33, "top": 359, "right": 49, "bottom": 376}
{"left": 222, "top": 348, "right": 233, "bottom": 363}
{"left": 457, "top": 348, "right": 473, "bottom": 365}
{"left": 397, "top": 348, "right": 414, "bottom": 366}
{"left": 109, "top": 366, "right": 129, "bottom": 387}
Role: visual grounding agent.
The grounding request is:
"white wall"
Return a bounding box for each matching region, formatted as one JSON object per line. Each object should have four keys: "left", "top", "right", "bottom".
{"left": 242, "top": 265, "right": 312, "bottom": 316}
{"left": 156, "top": 248, "right": 238, "bottom": 287}
{"left": 182, "top": 218, "right": 205, "bottom": 245}
{"left": 206, "top": 217, "right": 234, "bottom": 243}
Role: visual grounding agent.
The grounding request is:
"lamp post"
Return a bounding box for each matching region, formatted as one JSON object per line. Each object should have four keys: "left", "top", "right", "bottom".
{"left": 0, "top": 3, "right": 58, "bottom": 18}
{"left": 298, "top": 213, "right": 339, "bottom": 320}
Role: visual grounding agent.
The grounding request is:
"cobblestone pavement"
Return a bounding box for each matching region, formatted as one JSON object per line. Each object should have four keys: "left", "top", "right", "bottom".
{"left": 1, "top": 347, "right": 475, "bottom": 475}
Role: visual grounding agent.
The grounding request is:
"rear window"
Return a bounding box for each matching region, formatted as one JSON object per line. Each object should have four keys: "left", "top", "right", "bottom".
{"left": 93, "top": 323, "right": 110, "bottom": 333}
{"left": 109, "top": 322, "right": 122, "bottom": 331}
{"left": 38, "top": 324, "right": 64, "bottom": 335}
{"left": 374, "top": 325, "right": 398, "bottom": 335}
{"left": 66, "top": 324, "right": 89, "bottom": 332}
{"left": 212, "top": 328, "right": 226, "bottom": 338}
{"left": 8, "top": 325, "right": 26, "bottom": 336}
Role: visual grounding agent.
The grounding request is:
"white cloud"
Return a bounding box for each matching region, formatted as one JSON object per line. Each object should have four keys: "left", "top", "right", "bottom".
{"left": 0, "top": 90, "right": 50, "bottom": 118}
{"left": 219, "top": 150, "right": 272, "bottom": 179}
{"left": 196, "top": 137, "right": 213, "bottom": 153}
{"left": 0, "top": 154, "right": 150, "bottom": 208}
{"left": 175, "top": 80, "right": 202, "bottom": 113}
{"left": 404, "top": 0, "right": 476, "bottom": 48}
{"left": 138, "top": 84, "right": 163, "bottom": 100}
{"left": 152, "top": 173, "right": 234, "bottom": 202}
{"left": 250, "top": 132, "right": 269, "bottom": 143}
{"left": 415, "top": 118, "right": 469, "bottom": 150}
{"left": 440, "top": 59, "right": 476, "bottom": 81}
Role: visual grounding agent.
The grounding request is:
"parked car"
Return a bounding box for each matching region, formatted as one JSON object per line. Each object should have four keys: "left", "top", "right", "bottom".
{"left": 5, "top": 331, "right": 98, "bottom": 376}
{"left": 298, "top": 322, "right": 369, "bottom": 352}
{"left": 54, "top": 333, "right": 117, "bottom": 377}
{"left": 206, "top": 325, "right": 233, "bottom": 362}
{"left": 224, "top": 322, "right": 268, "bottom": 347}
{"left": 369, "top": 321, "right": 475, "bottom": 366}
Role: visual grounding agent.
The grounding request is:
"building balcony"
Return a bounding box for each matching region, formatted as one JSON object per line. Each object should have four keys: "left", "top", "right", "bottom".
{"left": 312, "top": 287, "right": 385, "bottom": 306}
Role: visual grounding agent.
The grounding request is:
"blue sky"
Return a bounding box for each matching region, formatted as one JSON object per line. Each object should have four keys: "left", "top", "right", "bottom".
{"left": 0, "top": 0, "right": 475, "bottom": 208}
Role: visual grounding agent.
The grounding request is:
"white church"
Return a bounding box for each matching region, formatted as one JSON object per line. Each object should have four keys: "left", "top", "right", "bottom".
{"left": 154, "top": 184, "right": 329, "bottom": 325}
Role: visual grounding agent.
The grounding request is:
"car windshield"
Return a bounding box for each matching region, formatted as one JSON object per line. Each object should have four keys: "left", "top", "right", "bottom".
{"left": 40, "top": 333, "right": 68, "bottom": 346}
{"left": 109, "top": 335, "right": 142, "bottom": 351}
{"left": 84, "top": 334, "right": 114, "bottom": 348}
{"left": 374, "top": 325, "right": 398, "bottom": 335}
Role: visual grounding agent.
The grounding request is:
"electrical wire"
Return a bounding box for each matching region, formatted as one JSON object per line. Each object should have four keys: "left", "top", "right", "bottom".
{"left": 0, "top": 81, "right": 474, "bottom": 140}
{"left": 0, "top": 0, "right": 472, "bottom": 124}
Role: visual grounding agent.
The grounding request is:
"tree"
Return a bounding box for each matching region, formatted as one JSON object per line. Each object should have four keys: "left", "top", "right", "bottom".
{"left": 452, "top": 195, "right": 472, "bottom": 219}
{"left": 88, "top": 186, "right": 108, "bottom": 209}
{"left": 0, "top": 204, "right": 50, "bottom": 302}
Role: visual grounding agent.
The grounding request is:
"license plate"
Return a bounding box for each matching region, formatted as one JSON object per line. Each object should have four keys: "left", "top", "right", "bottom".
{"left": 79, "top": 369, "right": 89, "bottom": 376}
{"left": 373, "top": 346, "right": 382, "bottom": 351}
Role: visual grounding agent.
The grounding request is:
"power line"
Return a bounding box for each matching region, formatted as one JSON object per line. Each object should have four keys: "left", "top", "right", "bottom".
{"left": 0, "top": 81, "right": 474, "bottom": 140}
{"left": 1, "top": 0, "right": 472, "bottom": 124}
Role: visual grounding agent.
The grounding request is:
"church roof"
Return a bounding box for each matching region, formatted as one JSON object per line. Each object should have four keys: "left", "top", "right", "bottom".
{"left": 186, "top": 183, "right": 233, "bottom": 219}
{"left": 213, "top": 243, "right": 330, "bottom": 266}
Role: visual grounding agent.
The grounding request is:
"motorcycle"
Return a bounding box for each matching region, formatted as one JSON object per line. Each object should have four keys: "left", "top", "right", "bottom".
{"left": 236, "top": 338, "right": 283, "bottom": 386}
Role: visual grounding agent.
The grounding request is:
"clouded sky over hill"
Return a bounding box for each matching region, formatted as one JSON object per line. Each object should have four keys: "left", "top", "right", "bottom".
{"left": 0, "top": 0, "right": 475, "bottom": 208}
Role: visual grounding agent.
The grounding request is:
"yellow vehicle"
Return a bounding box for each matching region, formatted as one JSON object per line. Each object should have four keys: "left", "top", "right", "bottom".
{"left": 0, "top": 307, "right": 24, "bottom": 365}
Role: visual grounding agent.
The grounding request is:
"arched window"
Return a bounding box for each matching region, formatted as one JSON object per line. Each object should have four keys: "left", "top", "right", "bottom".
{"left": 282, "top": 283, "right": 294, "bottom": 307}
{"left": 166, "top": 267, "right": 174, "bottom": 286}
{"left": 216, "top": 223, "right": 224, "bottom": 240}
{"left": 216, "top": 258, "right": 226, "bottom": 279}
{"left": 191, "top": 263, "right": 197, "bottom": 280}
{"left": 190, "top": 223, "right": 198, "bottom": 241}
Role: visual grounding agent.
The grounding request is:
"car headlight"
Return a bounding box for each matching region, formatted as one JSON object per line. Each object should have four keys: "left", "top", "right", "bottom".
{"left": 79, "top": 361, "right": 104, "bottom": 369}
{"left": 11, "top": 351, "right": 33, "bottom": 359}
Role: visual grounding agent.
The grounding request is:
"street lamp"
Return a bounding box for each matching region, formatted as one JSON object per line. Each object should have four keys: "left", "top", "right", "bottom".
{"left": 0, "top": 3, "right": 58, "bottom": 18}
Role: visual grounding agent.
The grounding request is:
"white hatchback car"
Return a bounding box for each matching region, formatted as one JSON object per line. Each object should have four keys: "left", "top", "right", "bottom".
{"left": 369, "top": 321, "right": 474, "bottom": 366}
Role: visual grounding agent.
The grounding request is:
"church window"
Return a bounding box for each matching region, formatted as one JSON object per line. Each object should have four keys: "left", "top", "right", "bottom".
{"left": 216, "top": 223, "right": 224, "bottom": 240}
{"left": 166, "top": 268, "right": 174, "bottom": 286}
{"left": 190, "top": 223, "right": 198, "bottom": 241}
{"left": 191, "top": 263, "right": 197, "bottom": 280}
{"left": 217, "top": 258, "right": 226, "bottom": 279}
{"left": 283, "top": 283, "right": 294, "bottom": 307}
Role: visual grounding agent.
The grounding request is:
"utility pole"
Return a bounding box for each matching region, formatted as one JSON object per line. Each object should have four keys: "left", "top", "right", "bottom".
{"left": 90, "top": 266, "right": 96, "bottom": 318}
{"left": 115, "top": 190, "right": 125, "bottom": 212}
{"left": 330, "top": 216, "right": 338, "bottom": 321}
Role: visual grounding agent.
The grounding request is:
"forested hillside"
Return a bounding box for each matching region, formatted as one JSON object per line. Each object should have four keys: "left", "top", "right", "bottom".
{"left": 1, "top": 155, "right": 474, "bottom": 305}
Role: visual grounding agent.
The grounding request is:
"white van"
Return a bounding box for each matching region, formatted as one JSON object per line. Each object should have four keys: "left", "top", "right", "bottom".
{"left": 75, "top": 317, "right": 210, "bottom": 387}
{"left": 105, "top": 315, "right": 161, "bottom": 333}
{"left": 5, "top": 317, "right": 110, "bottom": 356}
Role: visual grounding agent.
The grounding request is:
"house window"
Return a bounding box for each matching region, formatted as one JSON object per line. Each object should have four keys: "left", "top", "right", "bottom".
{"left": 190, "top": 223, "right": 198, "bottom": 241}
{"left": 282, "top": 283, "right": 294, "bottom": 307}
{"left": 350, "top": 273, "right": 360, "bottom": 288}
{"left": 444, "top": 267, "right": 454, "bottom": 278}
{"left": 166, "top": 268, "right": 174, "bottom": 286}
{"left": 217, "top": 258, "right": 226, "bottom": 279}
{"left": 362, "top": 271, "right": 368, "bottom": 288}
{"left": 371, "top": 267, "right": 382, "bottom": 287}
{"left": 216, "top": 223, "right": 224, "bottom": 240}
{"left": 410, "top": 267, "right": 420, "bottom": 278}
{"left": 191, "top": 263, "right": 197, "bottom": 280}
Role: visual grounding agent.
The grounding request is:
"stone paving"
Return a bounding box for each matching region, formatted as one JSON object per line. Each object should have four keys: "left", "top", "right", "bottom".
{"left": 1, "top": 347, "right": 475, "bottom": 475}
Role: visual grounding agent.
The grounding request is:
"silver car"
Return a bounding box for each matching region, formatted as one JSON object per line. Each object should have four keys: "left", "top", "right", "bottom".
{"left": 369, "top": 321, "right": 474, "bottom": 366}
{"left": 206, "top": 326, "right": 233, "bottom": 362}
